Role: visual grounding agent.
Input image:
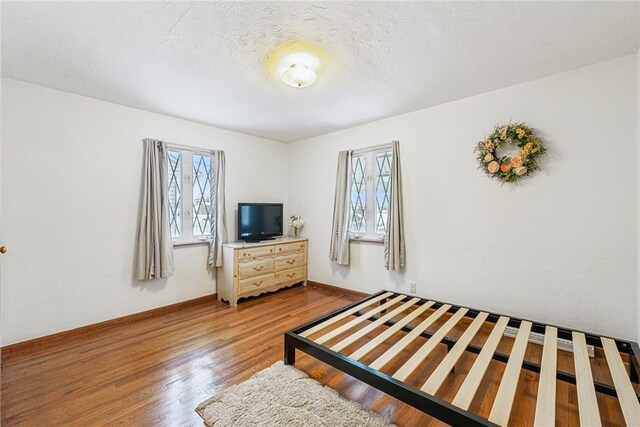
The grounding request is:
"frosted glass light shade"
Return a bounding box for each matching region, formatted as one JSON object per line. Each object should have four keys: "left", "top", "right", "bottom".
{"left": 280, "top": 64, "right": 318, "bottom": 88}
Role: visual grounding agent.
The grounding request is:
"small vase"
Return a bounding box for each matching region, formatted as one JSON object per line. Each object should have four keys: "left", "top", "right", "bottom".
{"left": 294, "top": 228, "right": 299, "bottom": 238}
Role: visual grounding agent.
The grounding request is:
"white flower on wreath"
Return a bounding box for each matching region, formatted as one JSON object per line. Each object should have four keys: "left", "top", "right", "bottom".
{"left": 288, "top": 215, "right": 305, "bottom": 229}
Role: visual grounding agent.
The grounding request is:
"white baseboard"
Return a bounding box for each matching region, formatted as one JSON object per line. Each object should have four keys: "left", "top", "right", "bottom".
{"left": 504, "top": 326, "right": 595, "bottom": 358}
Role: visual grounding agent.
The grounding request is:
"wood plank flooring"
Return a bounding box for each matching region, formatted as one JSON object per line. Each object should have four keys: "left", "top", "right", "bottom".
{"left": 0, "top": 285, "right": 635, "bottom": 426}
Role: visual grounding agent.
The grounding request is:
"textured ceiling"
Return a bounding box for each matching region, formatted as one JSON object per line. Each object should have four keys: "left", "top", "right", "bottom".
{"left": 2, "top": 1, "right": 639, "bottom": 142}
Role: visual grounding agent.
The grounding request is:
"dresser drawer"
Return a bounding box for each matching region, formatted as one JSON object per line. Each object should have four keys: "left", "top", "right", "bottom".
{"left": 238, "top": 257, "right": 275, "bottom": 279}
{"left": 238, "top": 273, "right": 275, "bottom": 296}
{"left": 275, "top": 266, "right": 305, "bottom": 285}
{"left": 275, "top": 241, "right": 306, "bottom": 255}
{"left": 276, "top": 252, "right": 305, "bottom": 271}
{"left": 237, "top": 245, "right": 275, "bottom": 261}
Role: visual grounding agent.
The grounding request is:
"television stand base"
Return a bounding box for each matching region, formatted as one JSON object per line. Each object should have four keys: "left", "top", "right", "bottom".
{"left": 244, "top": 237, "right": 276, "bottom": 243}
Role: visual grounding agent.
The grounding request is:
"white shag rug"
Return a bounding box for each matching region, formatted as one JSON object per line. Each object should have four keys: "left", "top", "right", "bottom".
{"left": 196, "top": 361, "right": 395, "bottom": 427}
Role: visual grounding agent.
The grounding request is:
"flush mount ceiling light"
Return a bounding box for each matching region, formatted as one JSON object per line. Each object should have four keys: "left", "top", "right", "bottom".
{"left": 267, "top": 44, "right": 329, "bottom": 89}
{"left": 280, "top": 63, "right": 317, "bottom": 88}
{"left": 278, "top": 51, "right": 320, "bottom": 88}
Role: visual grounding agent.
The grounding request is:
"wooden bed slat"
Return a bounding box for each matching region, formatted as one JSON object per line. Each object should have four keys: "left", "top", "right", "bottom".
{"left": 572, "top": 331, "right": 602, "bottom": 427}
{"left": 420, "top": 311, "right": 489, "bottom": 395}
{"left": 299, "top": 292, "right": 394, "bottom": 338}
{"left": 488, "top": 320, "right": 532, "bottom": 427}
{"left": 348, "top": 300, "right": 436, "bottom": 361}
{"left": 314, "top": 294, "right": 406, "bottom": 345}
{"left": 393, "top": 307, "right": 469, "bottom": 382}
{"left": 601, "top": 337, "right": 640, "bottom": 427}
{"left": 452, "top": 316, "right": 509, "bottom": 410}
{"left": 370, "top": 303, "right": 452, "bottom": 371}
{"left": 331, "top": 297, "right": 420, "bottom": 352}
{"left": 533, "top": 326, "right": 558, "bottom": 427}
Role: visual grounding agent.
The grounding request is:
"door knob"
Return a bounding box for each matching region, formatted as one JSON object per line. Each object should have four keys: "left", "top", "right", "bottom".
{"left": 0, "top": 246, "right": 7, "bottom": 254}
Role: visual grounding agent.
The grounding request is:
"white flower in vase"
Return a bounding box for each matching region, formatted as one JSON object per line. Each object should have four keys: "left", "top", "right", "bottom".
{"left": 288, "top": 215, "right": 305, "bottom": 238}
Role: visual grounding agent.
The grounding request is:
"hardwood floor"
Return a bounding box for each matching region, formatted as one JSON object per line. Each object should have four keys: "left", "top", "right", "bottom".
{"left": 0, "top": 285, "right": 359, "bottom": 426}
{"left": 0, "top": 285, "right": 634, "bottom": 426}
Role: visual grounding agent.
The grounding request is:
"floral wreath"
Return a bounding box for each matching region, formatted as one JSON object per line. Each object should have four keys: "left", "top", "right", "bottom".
{"left": 475, "top": 122, "right": 546, "bottom": 183}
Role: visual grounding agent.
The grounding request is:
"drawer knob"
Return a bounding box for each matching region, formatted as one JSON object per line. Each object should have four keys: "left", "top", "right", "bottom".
{"left": 287, "top": 273, "right": 295, "bottom": 278}
{"left": 286, "top": 260, "right": 296, "bottom": 265}
{"left": 253, "top": 265, "right": 264, "bottom": 271}
{"left": 270, "top": 249, "right": 273, "bottom": 252}
{"left": 253, "top": 281, "right": 263, "bottom": 286}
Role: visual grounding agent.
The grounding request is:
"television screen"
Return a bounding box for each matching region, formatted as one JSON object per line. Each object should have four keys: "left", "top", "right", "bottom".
{"left": 237, "top": 203, "right": 283, "bottom": 241}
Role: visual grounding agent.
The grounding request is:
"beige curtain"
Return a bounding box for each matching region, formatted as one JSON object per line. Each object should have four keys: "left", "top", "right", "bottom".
{"left": 135, "top": 138, "right": 175, "bottom": 280}
{"left": 208, "top": 151, "right": 227, "bottom": 267}
{"left": 385, "top": 141, "right": 405, "bottom": 271}
{"left": 329, "top": 150, "right": 352, "bottom": 265}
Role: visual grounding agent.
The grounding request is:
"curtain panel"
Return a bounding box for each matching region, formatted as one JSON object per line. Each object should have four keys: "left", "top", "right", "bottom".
{"left": 208, "top": 150, "right": 227, "bottom": 267}
{"left": 384, "top": 140, "right": 405, "bottom": 271}
{"left": 329, "top": 150, "right": 353, "bottom": 265}
{"left": 135, "top": 138, "right": 175, "bottom": 280}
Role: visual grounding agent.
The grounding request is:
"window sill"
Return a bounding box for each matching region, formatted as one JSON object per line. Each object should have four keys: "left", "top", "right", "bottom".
{"left": 173, "top": 238, "right": 211, "bottom": 247}
{"left": 349, "top": 236, "right": 384, "bottom": 244}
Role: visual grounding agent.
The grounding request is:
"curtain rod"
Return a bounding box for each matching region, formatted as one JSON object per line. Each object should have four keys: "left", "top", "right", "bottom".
{"left": 145, "top": 138, "right": 217, "bottom": 153}
{"left": 351, "top": 141, "right": 397, "bottom": 154}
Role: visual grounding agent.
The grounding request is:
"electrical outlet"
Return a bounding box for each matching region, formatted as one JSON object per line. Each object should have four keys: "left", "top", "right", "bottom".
{"left": 409, "top": 282, "right": 416, "bottom": 293}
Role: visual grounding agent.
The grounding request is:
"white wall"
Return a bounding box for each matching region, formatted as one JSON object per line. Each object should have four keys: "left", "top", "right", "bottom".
{"left": 1, "top": 79, "right": 288, "bottom": 345}
{"left": 288, "top": 54, "right": 639, "bottom": 340}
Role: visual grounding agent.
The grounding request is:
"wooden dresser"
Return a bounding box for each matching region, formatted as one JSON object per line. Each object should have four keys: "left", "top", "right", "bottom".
{"left": 217, "top": 238, "right": 308, "bottom": 306}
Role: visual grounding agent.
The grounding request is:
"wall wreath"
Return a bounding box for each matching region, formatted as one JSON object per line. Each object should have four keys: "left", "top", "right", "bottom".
{"left": 475, "top": 122, "right": 546, "bottom": 183}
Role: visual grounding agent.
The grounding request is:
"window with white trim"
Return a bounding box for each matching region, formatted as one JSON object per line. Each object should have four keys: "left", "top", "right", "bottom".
{"left": 349, "top": 145, "right": 393, "bottom": 241}
{"left": 167, "top": 147, "right": 215, "bottom": 245}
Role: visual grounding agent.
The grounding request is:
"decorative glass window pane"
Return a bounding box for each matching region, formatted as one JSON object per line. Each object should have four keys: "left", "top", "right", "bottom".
{"left": 192, "top": 154, "right": 213, "bottom": 236}
{"left": 167, "top": 150, "right": 182, "bottom": 238}
{"left": 349, "top": 155, "right": 366, "bottom": 233}
{"left": 375, "top": 151, "right": 392, "bottom": 234}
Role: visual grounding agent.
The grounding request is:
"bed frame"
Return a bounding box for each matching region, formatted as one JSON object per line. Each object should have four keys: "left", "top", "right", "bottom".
{"left": 284, "top": 290, "right": 640, "bottom": 426}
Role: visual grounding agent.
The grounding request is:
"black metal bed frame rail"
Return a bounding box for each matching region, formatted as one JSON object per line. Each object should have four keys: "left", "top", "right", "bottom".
{"left": 284, "top": 331, "right": 498, "bottom": 427}
{"left": 284, "top": 290, "right": 640, "bottom": 426}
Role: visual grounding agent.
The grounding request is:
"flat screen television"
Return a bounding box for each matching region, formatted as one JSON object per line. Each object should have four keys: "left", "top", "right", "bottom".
{"left": 237, "top": 203, "right": 283, "bottom": 242}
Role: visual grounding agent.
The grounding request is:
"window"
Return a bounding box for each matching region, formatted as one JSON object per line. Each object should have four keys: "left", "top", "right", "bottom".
{"left": 167, "top": 147, "right": 215, "bottom": 245}
{"left": 349, "top": 145, "right": 393, "bottom": 241}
